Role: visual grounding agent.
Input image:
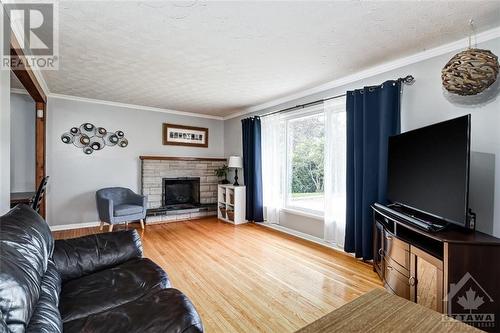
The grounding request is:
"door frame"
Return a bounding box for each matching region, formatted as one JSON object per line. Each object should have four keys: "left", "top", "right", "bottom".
{"left": 10, "top": 32, "right": 48, "bottom": 217}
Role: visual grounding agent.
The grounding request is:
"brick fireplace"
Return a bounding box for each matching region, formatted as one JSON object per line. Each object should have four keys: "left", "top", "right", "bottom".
{"left": 140, "top": 156, "right": 226, "bottom": 223}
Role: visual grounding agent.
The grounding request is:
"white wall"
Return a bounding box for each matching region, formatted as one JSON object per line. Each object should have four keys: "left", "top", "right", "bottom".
{"left": 46, "top": 97, "right": 224, "bottom": 226}
{"left": 0, "top": 8, "right": 11, "bottom": 214}
{"left": 224, "top": 37, "right": 500, "bottom": 238}
{"left": 10, "top": 93, "right": 36, "bottom": 192}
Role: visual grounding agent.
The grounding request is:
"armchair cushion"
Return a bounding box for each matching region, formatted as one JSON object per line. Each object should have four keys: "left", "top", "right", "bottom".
{"left": 59, "top": 258, "right": 170, "bottom": 322}
{"left": 114, "top": 204, "right": 143, "bottom": 217}
{"left": 52, "top": 230, "right": 143, "bottom": 282}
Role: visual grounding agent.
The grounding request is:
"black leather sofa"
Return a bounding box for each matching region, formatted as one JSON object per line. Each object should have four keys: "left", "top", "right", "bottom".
{"left": 0, "top": 205, "right": 203, "bottom": 333}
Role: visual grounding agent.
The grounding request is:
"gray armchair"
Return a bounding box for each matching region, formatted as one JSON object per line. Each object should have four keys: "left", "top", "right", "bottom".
{"left": 96, "top": 187, "right": 147, "bottom": 232}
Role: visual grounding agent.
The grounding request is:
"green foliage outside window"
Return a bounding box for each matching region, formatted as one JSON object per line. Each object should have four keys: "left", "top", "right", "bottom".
{"left": 289, "top": 114, "right": 324, "bottom": 195}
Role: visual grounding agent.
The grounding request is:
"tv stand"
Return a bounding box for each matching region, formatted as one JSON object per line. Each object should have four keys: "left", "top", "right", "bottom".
{"left": 372, "top": 203, "right": 500, "bottom": 332}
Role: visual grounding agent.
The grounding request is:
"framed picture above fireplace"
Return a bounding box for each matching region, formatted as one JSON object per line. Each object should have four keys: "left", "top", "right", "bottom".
{"left": 163, "top": 123, "right": 209, "bottom": 148}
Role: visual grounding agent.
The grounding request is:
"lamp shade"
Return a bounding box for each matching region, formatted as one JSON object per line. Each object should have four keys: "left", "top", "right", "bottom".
{"left": 228, "top": 156, "right": 243, "bottom": 168}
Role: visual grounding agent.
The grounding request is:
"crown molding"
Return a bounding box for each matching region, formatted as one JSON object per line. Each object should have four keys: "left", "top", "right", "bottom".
{"left": 48, "top": 93, "right": 225, "bottom": 120}
{"left": 10, "top": 88, "right": 29, "bottom": 95}
{"left": 223, "top": 26, "right": 500, "bottom": 120}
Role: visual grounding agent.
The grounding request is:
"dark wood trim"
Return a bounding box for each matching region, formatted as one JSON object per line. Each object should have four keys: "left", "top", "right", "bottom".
{"left": 139, "top": 156, "right": 226, "bottom": 162}
{"left": 9, "top": 32, "right": 48, "bottom": 218}
{"left": 10, "top": 33, "right": 47, "bottom": 103}
{"left": 162, "top": 123, "right": 209, "bottom": 148}
{"left": 35, "top": 102, "right": 46, "bottom": 217}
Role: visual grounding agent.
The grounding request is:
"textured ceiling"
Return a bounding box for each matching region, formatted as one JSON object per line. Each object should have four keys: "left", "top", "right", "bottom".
{"left": 41, "top": 1, "right": 500, "bottom": 117}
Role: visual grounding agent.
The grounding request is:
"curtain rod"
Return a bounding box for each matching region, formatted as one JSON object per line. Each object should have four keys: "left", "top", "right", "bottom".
{"left": 259, "top": 75, "right": 415, "bottom": 118}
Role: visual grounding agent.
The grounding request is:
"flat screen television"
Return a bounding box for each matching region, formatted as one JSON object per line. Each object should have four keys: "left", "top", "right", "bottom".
{"left": 387, "top": 115, "right": 471, "bottom": 229}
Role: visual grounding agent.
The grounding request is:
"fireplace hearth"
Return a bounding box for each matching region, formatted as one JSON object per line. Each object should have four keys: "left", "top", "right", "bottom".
{"left": 162, "top": 177, "right": 200, "bottom": 210}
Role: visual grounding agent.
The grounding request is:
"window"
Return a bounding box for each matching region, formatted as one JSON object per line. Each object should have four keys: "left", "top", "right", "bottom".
{"left": 261, "top": 96, "right": 346, "bottom": 241}
{"left": 285, "top": 111, "right": 325, "bottom": 215}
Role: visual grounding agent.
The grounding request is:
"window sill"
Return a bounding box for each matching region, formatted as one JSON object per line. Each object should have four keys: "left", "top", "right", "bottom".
{"left": 281, "top": 208, "right": 323, "bottom": 221}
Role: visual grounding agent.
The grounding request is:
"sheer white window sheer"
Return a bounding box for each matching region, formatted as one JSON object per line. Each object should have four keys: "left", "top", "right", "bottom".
{"left": 261, "top": 98, "right": 346, "bottom": 247}
{"left": 261, "top": 113, "right": 285, "bottom": 224}
{"left": 323, "top": 98, "right": 347, "bottom": 247}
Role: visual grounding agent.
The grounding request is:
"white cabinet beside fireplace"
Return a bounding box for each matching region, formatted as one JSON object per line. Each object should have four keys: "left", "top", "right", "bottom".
{"left": 217, "top": 185, "right": 247, "bottom": 224}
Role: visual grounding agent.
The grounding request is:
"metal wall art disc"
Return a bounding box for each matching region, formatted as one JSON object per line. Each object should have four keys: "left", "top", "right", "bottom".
{"left": 80, "top": 123, "right": 96, "bottom": 137}
{"left": 72, "top": 134, "right": 90, "bottom": 148}
{"left": 89, "top": 137, "right": 105, "bottom": 151}
{"left": 96, "top": 127, "right": 107, "bottom": 138}
{"left": 104, "top": 133, "right": 119, "bottom": 146}
{"left": 61, "top": 132, "right": 74, "bottom": 144}
{"left": 118, "top": 138, "right": 128, "bottom": 148}
{"left": 61, "top": 123, "right": 128, "bottom": 155}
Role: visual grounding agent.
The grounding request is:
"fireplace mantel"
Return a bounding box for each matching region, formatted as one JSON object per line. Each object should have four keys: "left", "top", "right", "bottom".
{"left": 140, "top": 156, "right": 226, "bottom": 162}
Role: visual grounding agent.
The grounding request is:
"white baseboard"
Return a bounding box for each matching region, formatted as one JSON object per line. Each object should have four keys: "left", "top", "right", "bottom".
{"left": 49, "top": 221, "right": 101, "bottom": 231}
{"left": 48, "top": 215, "right": 216, "bottom": 231}
{"left": 257, "top": 222, "right": 346, "bottom": 254}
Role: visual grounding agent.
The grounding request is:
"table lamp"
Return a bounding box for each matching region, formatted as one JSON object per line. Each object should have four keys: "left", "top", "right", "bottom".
{"left": 228, "top": 156, "right": 243, "bottom": 186}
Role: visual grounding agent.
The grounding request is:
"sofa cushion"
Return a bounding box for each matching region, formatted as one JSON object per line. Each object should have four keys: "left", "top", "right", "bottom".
{"left": 0, "top": 204, "right": 54, "bottom": 333}
{"left": 26, "top": 260, "right": 63, "bottom": 333}
{"left": 59, "top": 258, "right": 170, "bottom": 322}
{"left": 52, "top": 230, "right": 143, "bottom": 282}
{"left": 113, "top": 204, "right": 143, "bottom": 217}
{"left": 63, "top": 288, "right": 203, "bottom": 333}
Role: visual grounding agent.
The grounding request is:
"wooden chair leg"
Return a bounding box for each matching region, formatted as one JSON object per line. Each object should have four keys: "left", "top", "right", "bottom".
{"left": 108, "top": 224, "right": 114, "bottom": 232}
{"left": 140, "top": 219, "right": 145, "bottom": 230}
{"left": 99, "top": 221, "right": 104, "bottom": 231}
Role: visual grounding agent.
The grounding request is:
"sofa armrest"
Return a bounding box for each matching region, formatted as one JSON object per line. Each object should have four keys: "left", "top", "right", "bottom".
{"left": 52, "top": 230, "right": 143, "bottom": 282}
{"left": 96, "top": 196, "right": 113, "bottom": 222}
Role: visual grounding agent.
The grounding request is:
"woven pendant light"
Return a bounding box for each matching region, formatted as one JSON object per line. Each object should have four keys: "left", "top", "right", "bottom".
{"left": 441, "top": 21, "right": 499, "bottom": 96}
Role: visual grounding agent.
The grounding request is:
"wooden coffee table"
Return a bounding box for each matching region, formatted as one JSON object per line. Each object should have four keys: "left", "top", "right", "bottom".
{"left": 296, "top": 288, "right": 482, "bottom": 333}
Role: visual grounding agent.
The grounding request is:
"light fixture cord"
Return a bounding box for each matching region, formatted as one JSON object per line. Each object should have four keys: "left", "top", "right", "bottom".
{"left": 468, "top": 19, "right": 476, "bottom": 49}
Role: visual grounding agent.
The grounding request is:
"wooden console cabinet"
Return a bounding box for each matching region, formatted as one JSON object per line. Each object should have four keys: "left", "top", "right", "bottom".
{"left": 372, "top": 203, "right": 500, "bottom": 332}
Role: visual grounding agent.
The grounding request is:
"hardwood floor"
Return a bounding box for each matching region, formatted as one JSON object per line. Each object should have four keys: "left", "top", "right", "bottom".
{"left": 53, "top": 218, "right": 382, "bottom": 332}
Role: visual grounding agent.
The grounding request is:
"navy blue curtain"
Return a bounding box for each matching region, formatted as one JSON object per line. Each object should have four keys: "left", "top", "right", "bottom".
{"left": 344, "top": 80, "right": 401, "bottom": 260}
{"left": 241, "top": 117, "right": 264, "bottom": 222}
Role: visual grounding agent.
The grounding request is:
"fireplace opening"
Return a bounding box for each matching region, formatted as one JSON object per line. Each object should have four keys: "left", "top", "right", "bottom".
{"left": 162, "top": 177, "right": 200, "bottom": 210}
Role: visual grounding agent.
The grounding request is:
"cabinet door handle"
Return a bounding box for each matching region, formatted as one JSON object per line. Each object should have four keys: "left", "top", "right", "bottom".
{"left": 387, "top": 265, "right": 393, "bottom": 271}
{"left": 378, "top": 248, "right": 383, "bottom": 257}
{"left": 409, "top": 276, "right": 416, "bottom": 286}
